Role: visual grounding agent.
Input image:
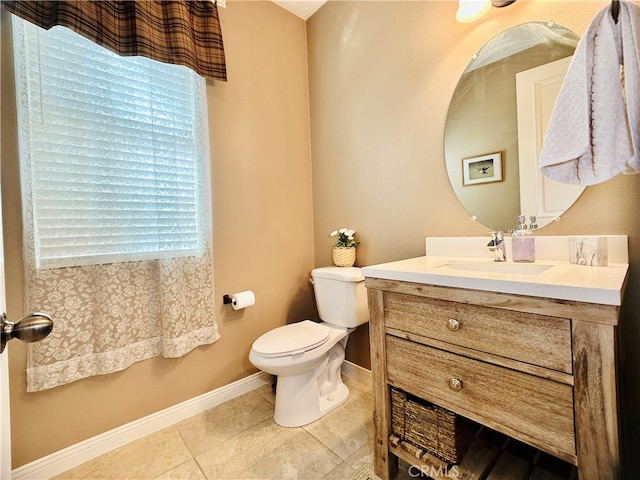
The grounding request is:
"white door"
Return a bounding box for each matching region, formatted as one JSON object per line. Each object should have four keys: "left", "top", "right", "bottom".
{"left": 516, "top": 56, "right": 585, "bottom": 225}
{"left": 0, "top": 232, "right": 51, "bottom": 479}
{"left": 1, "top": 185, "right": 11, "bottom": 479}
{"left": 0, "top": 190, "right": 52, "bottom": 480}
{"left": 1, "top": 10, "right": 11, "bottom": 460}
{"left": 1, "top": 19, "right": 53, "bottom": 479}
{"left": 0, "top": 13, "right": 11, "bottom": 478}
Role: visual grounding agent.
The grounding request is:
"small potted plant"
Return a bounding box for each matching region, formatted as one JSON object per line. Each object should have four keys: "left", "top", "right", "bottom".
{"left": 330, "top": 228, "right": 359, "bottom": 267}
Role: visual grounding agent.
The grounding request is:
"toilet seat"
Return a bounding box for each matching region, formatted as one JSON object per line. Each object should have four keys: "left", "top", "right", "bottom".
{"left": 251, "top": 320, "right": 330, "bottom": 358}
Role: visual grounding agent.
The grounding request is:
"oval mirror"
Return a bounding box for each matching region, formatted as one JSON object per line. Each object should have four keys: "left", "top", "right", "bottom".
{"left": 444, "top": 22, "right": 585, "bottom": 231}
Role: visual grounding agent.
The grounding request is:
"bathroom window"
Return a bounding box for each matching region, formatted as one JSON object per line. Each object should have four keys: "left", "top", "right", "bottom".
{"left": 12, "top": 17, "right": 209, "bottom": 269}
{"left": 12, "top": 16, "right": 219, "bottom": 393}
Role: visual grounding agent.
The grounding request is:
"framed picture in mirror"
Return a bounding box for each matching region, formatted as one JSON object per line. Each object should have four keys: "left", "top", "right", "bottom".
{"left": 462, "top": 152, "right": 503, "bottom": 186}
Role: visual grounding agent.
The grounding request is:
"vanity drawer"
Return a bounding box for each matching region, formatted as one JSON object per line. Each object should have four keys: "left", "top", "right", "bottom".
{"left": 386, "top": 335, "right": 575, "bottom": 456}
{"left": 384, "top": 292, "right": 572, "bottom": 373}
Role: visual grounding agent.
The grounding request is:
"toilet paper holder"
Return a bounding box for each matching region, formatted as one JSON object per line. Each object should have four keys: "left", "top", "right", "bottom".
{"left": 222, "top": 290, "right": 256, "bottom": 310}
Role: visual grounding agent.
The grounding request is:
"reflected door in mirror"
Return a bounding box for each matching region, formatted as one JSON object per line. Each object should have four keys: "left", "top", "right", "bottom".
{"left": 516, "top": 56, "right": 584, "bottom": 225}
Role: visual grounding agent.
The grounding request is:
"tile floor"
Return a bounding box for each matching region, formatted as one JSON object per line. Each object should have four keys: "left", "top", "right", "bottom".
{"left": 52, "top": 375, "right": 399, "bottom": 480}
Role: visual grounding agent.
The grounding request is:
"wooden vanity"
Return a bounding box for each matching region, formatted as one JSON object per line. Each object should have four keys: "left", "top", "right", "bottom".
{"left": 363, "top": 242, "right": 628, "bottom": 480}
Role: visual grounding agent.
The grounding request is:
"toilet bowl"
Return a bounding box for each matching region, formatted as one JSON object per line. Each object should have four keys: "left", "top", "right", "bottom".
{"left": 249, "top": 266, "right": 369, "bottom": 427}
{"left": 249, "top": 320, "right": 351, "bottom": 427}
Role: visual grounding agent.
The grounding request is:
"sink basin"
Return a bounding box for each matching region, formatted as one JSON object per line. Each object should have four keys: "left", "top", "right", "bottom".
{"left": 438, "top": 260, "right": 553, "bottom": 276}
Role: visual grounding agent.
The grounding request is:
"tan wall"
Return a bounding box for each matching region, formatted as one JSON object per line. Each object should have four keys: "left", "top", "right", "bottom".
{"left": 2, "top": 2, "right": 316, "bottom": 467}
{"left": 308, "top": 0, "right": 640, "bottom": 474}
{"left": 4, "top": 0, "right": 640, "bottom": 472}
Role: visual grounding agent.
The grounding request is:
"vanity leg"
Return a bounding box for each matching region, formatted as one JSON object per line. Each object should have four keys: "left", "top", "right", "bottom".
{"left": 368, "top": 288, "right": 397, "bottom": 480}
{"left": 573, "top": 321, "right": 620, "bottom": 479}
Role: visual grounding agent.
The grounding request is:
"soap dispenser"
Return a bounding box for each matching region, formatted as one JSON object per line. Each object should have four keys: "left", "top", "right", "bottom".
{"left": 512, "top": 215, "right": 535, "bottom": 263}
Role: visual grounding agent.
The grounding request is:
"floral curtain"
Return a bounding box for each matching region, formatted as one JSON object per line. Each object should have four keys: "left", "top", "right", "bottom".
{"left": 25, "top": 252, "right": 219, "bottom": 392}
{"left": 0, "top": 0, "right": 227, "bottom": 81}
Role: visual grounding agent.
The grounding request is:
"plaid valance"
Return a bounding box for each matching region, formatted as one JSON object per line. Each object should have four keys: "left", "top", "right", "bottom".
{"left": 1, "top": 0, "right": 227, "bottom": 81}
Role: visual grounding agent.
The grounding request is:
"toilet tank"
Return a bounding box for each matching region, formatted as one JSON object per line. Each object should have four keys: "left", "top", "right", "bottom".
{"left": 311, "top": 266, "right": 369, "bottom": 328}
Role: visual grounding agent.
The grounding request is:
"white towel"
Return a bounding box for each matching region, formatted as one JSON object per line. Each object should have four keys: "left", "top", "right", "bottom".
{"left": 539, "top": 1, "right": 640, "bottom": 185}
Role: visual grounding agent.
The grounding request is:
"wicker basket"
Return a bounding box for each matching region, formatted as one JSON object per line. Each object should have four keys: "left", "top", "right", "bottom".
{"left": 390, "top": 387, "right": 474, "bottom": 464}
{"left": 332, "top": 247, "right": 356, "bottom": 267}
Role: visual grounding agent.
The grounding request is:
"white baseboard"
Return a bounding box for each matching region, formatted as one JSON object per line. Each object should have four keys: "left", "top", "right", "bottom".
{"left": 11, "top": 371, "right": 272, "bottom": 480}
{"left": 342, "top": 360, "right": 372, "bottom": 388}
{"left": 11, "top": 362, "right": 371, "bottom": 480}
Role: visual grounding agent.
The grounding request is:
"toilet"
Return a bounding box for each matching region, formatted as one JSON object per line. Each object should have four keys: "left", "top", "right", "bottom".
{"left": 249, "top": 266, "right": 369, "bottom": 427}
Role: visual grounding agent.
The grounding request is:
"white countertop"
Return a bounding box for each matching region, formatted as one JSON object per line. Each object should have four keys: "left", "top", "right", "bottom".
{"left": 361, "top": 236, "right": 629, "bottom": 306}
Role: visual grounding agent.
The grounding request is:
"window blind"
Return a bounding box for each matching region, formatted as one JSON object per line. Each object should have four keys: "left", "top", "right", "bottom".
{"left": 13, "top": 18, "right": 207, "bottom": 269}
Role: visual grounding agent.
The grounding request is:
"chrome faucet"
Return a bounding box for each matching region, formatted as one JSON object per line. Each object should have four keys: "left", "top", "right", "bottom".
{"left": 488, "top": 231, "right": 506, "bottom": 262}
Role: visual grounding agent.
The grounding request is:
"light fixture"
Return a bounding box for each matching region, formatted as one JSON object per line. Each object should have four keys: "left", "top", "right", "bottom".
{"left": 456, "top": 0, "right": 491, "bottom": 23}
{"left": 456, "top": 0, "right": 516, "bottom": 23}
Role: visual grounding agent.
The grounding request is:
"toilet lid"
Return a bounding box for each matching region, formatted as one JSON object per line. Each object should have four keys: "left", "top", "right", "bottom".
{"left": 252, "top": 320, "right": 330, "bottom": 358}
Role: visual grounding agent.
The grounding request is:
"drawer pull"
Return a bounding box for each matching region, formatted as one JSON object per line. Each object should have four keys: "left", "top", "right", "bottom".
{"left": 447, "top": 318, "right": 461, "bottom": 331}
{"left": 449, "top": 377, "right": 463, "bottom": 392}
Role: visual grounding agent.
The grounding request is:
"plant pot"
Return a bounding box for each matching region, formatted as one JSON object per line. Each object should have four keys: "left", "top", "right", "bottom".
{"left": 332, "top": 246, "right": 356, "bottom": 267}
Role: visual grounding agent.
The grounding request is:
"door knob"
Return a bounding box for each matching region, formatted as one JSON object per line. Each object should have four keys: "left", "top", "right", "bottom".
{"left": 1, "top": 312, "right": 53, "bottom": 353}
